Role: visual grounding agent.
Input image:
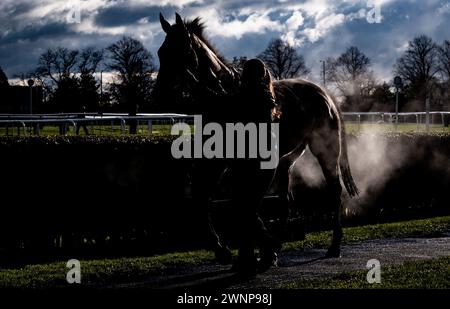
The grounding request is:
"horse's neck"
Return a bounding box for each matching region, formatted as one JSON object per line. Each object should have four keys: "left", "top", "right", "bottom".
{"left": 194, "top": 35, "right": 238, "bottom": 90}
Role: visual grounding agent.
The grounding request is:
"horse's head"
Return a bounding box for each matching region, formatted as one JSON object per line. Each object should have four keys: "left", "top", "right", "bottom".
{"left": 154, "top": 13, "right": 237, "bottom": 110}
{"left": 153, "top": 13, "right": 198, "bottom": 106}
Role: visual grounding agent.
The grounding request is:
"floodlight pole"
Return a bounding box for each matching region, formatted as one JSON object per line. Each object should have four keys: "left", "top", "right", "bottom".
{"left": 395, "top": 88, "right": 399, "bottom": 130}
{"left": 426, "top": 97, "right": 430, "bottom": 132}
{"left": 393, "top": 76, "right": 402, "bottom": 131}
{"left": 27, "top": 79, "right": 34, "bottom": 115}
{"left": 100, "top": 70, "right": 103, "bottom": 105}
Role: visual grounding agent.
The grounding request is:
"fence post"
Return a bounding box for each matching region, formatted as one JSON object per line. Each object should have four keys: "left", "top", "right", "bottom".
{"left": 416, "top": 114, "right": 419, "bottom": 130}
{"left": 69, "top": 120, "right": 77, "bottom": 136}
{"left": 357, "top": 114, "right": 361, "bottom": 131}
{"left": 20, "top": 122, "right": 26, "bottom": 136}
{"left": 441, "top": 113, "right": 445, "bottom": 128}
{"left": 120, "top": 119, "right": 126, "bottom": 134}
{"left": 147, "top": 120, "right": 152, "bottom": 135}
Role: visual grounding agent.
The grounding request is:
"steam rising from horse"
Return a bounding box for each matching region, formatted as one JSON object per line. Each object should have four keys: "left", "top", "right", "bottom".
{"left": 154, "top": 13, "right": 359, "bottom": 259}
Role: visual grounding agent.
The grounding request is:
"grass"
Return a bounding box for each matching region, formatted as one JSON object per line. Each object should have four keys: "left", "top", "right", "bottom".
{"left": 344, "top": 122, "right": 450, "bottom": 134}
{"left": 0, "top": 251, "right": 215, "bottom": 289}
{"left": 281, "top": 215, "right": 450, "bottom": 252}
{"left": 283, "top": 256, "right": 450, "bottom": 289}
{"left": 0, "top": 124, "right": 180, "bottom": 137}
{"left": 0, "top": 216, "right": 449, "bottom": 288}
{"left": 1, "top": 122, "right": 448, "bottom": 137}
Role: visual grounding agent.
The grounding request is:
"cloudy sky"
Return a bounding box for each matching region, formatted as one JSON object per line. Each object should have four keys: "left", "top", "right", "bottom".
{"left": 1, "top": 0, "right": 450, "bottom": 83}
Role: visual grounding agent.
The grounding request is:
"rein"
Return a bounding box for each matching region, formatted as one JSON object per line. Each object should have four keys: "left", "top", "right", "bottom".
{"left": 189, "top": 33, "right": 239, "bottom": 97}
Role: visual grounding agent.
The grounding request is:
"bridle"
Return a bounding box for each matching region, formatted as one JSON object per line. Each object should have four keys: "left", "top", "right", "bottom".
{"left": 182, "top": 32, "right": 240, "bottom": 98}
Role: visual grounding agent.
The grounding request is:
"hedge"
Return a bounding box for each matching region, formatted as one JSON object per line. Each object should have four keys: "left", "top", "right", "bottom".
{"left": 0, "top": 133, "right": 448, "bottom": 261}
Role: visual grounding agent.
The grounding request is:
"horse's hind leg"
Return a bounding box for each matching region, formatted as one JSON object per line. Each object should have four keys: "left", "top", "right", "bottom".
{"left": 266, "top": 143, "right": 306, "bottom": 200}
{"left": 207, "top": 210, "right": 232, "bottom": 264}
{"left": 266, "top": 142, "right": 306, "bottom": 242}
{"left": 309, "top": 131, "right": 343, "bottom": 258}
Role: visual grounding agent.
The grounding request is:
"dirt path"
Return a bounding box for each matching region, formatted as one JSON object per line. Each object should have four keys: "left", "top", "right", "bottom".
{"left": 107, "top": 233, "right": 450, "bottom": 289}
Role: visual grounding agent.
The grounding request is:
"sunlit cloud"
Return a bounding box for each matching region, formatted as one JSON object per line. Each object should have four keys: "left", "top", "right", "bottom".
{"left": 1, "top": 0, "right": 450, "bottom": 85}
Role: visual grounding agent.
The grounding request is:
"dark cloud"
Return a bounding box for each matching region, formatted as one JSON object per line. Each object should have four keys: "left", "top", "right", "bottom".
{"left": 0, "top": 31, "right": 118, "bottom": 77}
{"left": 0, "top": 22, "right": 75, "bottom": 45}
{"left": 0, "top": 2, "right": 37, "bottom": 32}
{"left": 94, "top": 5, "right": 177, "bottom": 27}
{"left": 2, "top": 1, "right": 35, "bottom": 17}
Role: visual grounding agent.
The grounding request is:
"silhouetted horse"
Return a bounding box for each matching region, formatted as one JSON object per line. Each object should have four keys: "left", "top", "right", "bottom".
{"left": 153, "top": 13, "right": 359, "bottom": 260}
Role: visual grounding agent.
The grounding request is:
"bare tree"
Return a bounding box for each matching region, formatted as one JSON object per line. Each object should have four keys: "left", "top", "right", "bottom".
{"left": 258, "top": 38, "right": 310, "bottom": 80}
{"left": 78, "top": 48, "right": 104, "bottom": 112}
{"left": 36, "top": 47, "right": 79, "bottom": 84}
{"left": 325, "top": 46, "right": 375, "bottom": 110}
{"left": 326, "top": 46, "right": 372, "bottom": 86}
{"left": 437, "top": 40, "right": 450, "bottom": 110}
{"left": 394, "top": 35, "right": 440, "bottom": 101}
{"left": 107, "top": 36, "right": 155, "bottom": 133}
{"left": 0, "top": 67, "right": 9, "bottom": 109}
{"left": 0, "top": 67, "right": 9, "bottom": 88}
{"left": 35, "top": 47, "right": 104, "bottom": 113}
{"left": 79, "top": 48, "right": 103, "bottom": 75}
{"left": 35, "top": 47, "right": 80, "bottom": 112}
{"left": 439, "top": 40, "right": 450, "bottom": 82}
{"left": 336, "top": 46, "right": 370, "bottom": 79}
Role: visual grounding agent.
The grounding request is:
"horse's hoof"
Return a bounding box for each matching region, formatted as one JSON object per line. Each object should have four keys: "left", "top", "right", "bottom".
{"left": 215, "top": 247, "right": 233, "bottom": 265}
{"left": 325, "top": 248, "right": 341, "bottom": 258}
{"left": 257, "top": 252, "right": 278, "bottom": 273}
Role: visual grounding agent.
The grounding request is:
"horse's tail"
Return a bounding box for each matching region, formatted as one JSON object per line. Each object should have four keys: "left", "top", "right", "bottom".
{"left": 321, "top": 89, "right": 359, "bottom": 198}
{"left": 338, "top": 118, "right": 359, "bottom": 198}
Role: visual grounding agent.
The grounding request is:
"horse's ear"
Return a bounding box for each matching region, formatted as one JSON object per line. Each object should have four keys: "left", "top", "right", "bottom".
{"left": 175, "top": 13, "right": 186, "bottom": 31}
{"left": 159, "top": 13, "right": 171, "bottom": 33}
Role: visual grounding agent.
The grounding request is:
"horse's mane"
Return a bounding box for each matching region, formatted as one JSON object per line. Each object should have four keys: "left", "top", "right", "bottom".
{"left": 185, "top": 17, "right": 229, "bottom": 66}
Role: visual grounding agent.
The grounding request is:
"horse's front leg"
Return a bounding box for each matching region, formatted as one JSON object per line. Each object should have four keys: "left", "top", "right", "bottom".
{"left": 207, "top": 209, "right": 232, "bottom": 264}
{"left": 189, "top": 162, "right": 232, "bottom": 264}
{"left": 205, "top": 165, "right": 233, "bottom": 265}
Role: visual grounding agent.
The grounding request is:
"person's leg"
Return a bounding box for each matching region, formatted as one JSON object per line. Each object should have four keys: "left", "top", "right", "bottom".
{"left": 231, "top": 161, "right": 282, "bottom": 274}
{"left": 230, "top": 161, "right": 260, "bottom": 274}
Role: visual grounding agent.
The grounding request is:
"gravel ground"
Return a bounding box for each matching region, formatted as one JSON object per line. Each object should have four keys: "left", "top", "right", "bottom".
{"left": 106, "top": 233, "right": 450, "bottom": 289}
